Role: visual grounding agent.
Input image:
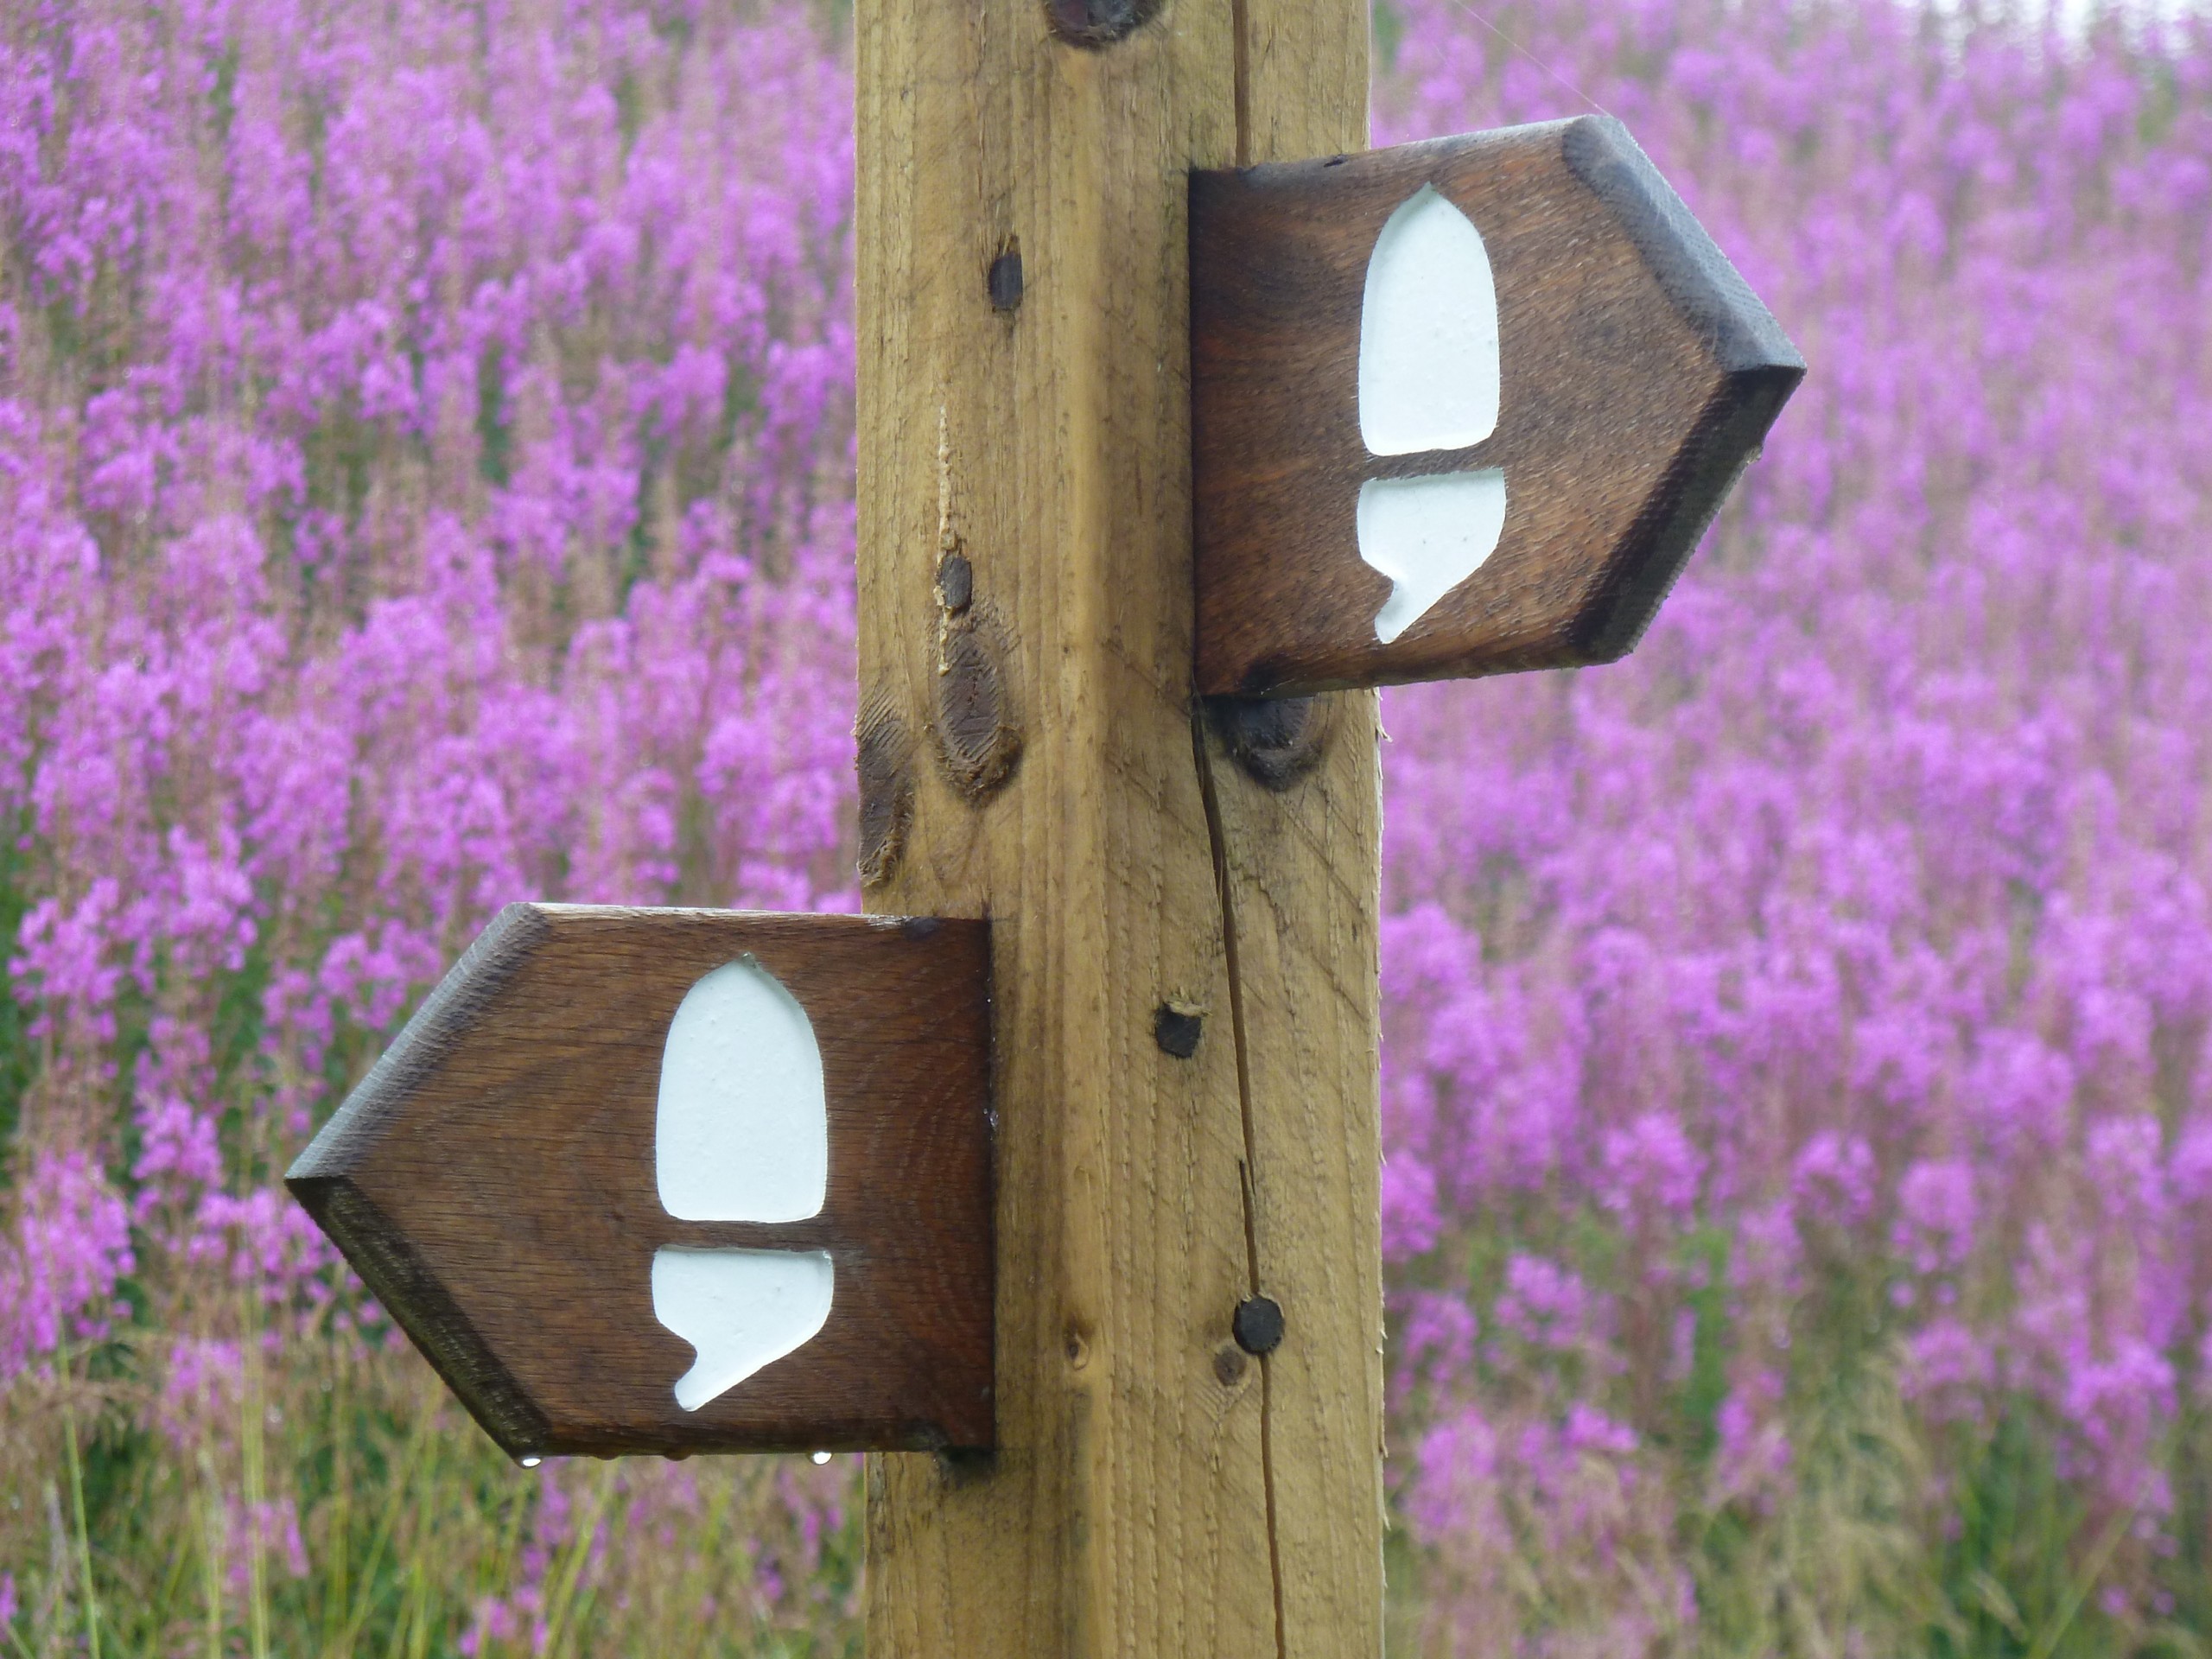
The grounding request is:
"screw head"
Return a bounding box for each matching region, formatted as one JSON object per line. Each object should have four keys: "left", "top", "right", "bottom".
{"left": 1232, "top": 1294, "right": 1285, "bottom": 1356}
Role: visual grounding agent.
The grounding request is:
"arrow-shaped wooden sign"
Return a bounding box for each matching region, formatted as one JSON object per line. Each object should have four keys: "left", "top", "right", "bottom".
{"left": 1192, "top": 115, "right": 1804, "bottom": 696}
{"left": 287, "top": 905, "right": 993, "bottom": 1460}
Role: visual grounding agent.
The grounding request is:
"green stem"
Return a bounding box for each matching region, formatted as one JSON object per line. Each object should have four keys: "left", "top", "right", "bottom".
{"left": 2025, "top": 1497, "right": 2141, "bottom": 1659}
{"left": 239, "top": 1292, "right": 270, "bottom": 1659}
{"left": 327, "top": 1399, "right": 438, "bottom": 1659}
{"left": 2, "top": 1584, "right": 35, "bottom": 1659}
{"left": 56, "top": 1334, "right": 102, "bottom": 1659}
{"left": 324, "top": 1341, "right": 351, "bottom": 1645}
{"left": 200, "top": 1448, "right": 227, "bottom": 1659}
{"left": 537, "top": 1465, "right": 618, "bottom": 1659}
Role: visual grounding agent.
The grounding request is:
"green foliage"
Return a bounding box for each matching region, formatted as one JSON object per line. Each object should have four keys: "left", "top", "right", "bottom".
{"left": 0, "top": 822, "right": 36, "bottom": 1173}
{"left": 6, "top": 1327, "right": 864, "bottom": 1656}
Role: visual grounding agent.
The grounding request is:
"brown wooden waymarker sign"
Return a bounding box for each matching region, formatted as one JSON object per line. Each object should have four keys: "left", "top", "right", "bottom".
{"left": 1192, "top": 116, "right": 1804, "bottom": 696}
{"left": 287, "top": 905, "right": 992, "bottom": 1460}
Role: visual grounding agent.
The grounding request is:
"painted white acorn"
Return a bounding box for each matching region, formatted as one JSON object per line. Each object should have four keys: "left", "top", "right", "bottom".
{"left": 1356, "top": 185, "right": 1507, "bottom": 644}
{"left": 651, "top": 956, "right": 834, "bottom": 1410}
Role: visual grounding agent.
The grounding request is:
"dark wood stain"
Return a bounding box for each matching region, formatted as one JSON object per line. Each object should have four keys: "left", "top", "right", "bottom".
{"left": 855, "top": 696, "right": 915, "bottom": 887}
{"left": 1190, "top": 116, "right": 1805, "bottom": 697}
{"left": 288, "top": 905, "right": 995, "bottom": 1459}
{"left": 932, "top": 613, "right": 1021, "bottom": 799}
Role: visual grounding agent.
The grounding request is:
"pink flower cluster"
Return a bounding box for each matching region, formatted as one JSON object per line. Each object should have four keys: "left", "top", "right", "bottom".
{"left": 0, "top": 1148, "right": 130, "bottom": 1376}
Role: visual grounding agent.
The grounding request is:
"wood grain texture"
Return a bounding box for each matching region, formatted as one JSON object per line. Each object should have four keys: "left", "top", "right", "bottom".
{"left": 287, "top": 905, "right": 993, "bottom": 1459}
{"left": 855, "top": 0, "right": 1380, "bottom": 1650}
{"left": 1192, "top": 116, "right": 1806, "bottom": 696}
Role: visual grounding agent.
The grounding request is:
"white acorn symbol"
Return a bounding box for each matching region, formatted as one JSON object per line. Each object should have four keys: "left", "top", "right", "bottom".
{"left": 649, "top": 957, "right": 835, "bottom": 1411}
{"left": 1355, "top": 185, "right": 1507, "bottom": 645}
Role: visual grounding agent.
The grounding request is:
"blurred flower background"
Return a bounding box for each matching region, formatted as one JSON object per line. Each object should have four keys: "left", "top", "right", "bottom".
{"left": 1, "top": 0, "right": 2208, "bottom": 1652}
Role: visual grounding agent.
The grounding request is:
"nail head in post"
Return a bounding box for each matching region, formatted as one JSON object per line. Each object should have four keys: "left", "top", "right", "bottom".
{"left": 1043, "top": 0, "right": 1158, "bottom": 48}
{"left": 1232, "top": 1295, "right": 1285, "bottom": 1356}
{"left": 1154, "top": 1001, "right": 1203, "bottom": 1058}
{"left": 937, "top": 552, "right": 974, "bottom": 613}
{"left": 987, "top": 245, "right": 1023, "bottom": 314}
{"left": 1210, "top": 694, "right": 1327, "bottom": 791}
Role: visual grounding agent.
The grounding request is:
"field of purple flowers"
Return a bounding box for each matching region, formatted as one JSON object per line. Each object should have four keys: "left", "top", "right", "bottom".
{"left": 2, "top": 0, "right": 2209, "bottom": 1652}
{"left": 1378, "top": 2, "right": 2212, "bottom": 1649}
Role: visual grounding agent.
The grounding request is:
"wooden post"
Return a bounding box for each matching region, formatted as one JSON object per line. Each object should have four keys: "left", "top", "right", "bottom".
{"left": 855, "top": 0, "right": 1380, "bottom": 1648}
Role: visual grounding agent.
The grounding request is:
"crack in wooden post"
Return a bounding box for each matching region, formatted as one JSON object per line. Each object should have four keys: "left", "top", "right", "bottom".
{"left": 1192, "top": 702, "right": 1290, "bottom": 1659}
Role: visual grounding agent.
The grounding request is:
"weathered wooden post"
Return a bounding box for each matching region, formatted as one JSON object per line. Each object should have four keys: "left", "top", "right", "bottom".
{"left": 852, "top": 0, "right": 1382, "bottom": 1649}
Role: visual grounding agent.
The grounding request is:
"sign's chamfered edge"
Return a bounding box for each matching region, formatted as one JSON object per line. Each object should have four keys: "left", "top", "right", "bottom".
{"left": 1187, "top": 115, "right": 1576, "bottom": 192}
{"left": 1559, "top": 117, "right": 1805, "bottom": 381}
{"left": 1556, "top": 116, "right": 1804, "bottom": 662}
{"left": 289, "top": 1173, "right": 553, "bottom": 1458}
{"left": 287, "top": 900, "right": 556, "bottom": 1460}
{"left": 1568, "top": 359, "right": 1801, "bottom": 665}
{"left": 287, "top": 900, "right": 549, "bottom": 1188}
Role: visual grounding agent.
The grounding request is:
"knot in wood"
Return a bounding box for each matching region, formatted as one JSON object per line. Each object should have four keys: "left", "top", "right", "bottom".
{"left": 855, "top": 698, "right": 915, "bottom": 887}
{"left": 932, "top": 615, "right": 1020, "bottom": 800}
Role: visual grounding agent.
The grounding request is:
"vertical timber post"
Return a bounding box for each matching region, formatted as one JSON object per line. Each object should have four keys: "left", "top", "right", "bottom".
{"left": 854, "top": 0, "right": 1380, "bottom": 1645}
